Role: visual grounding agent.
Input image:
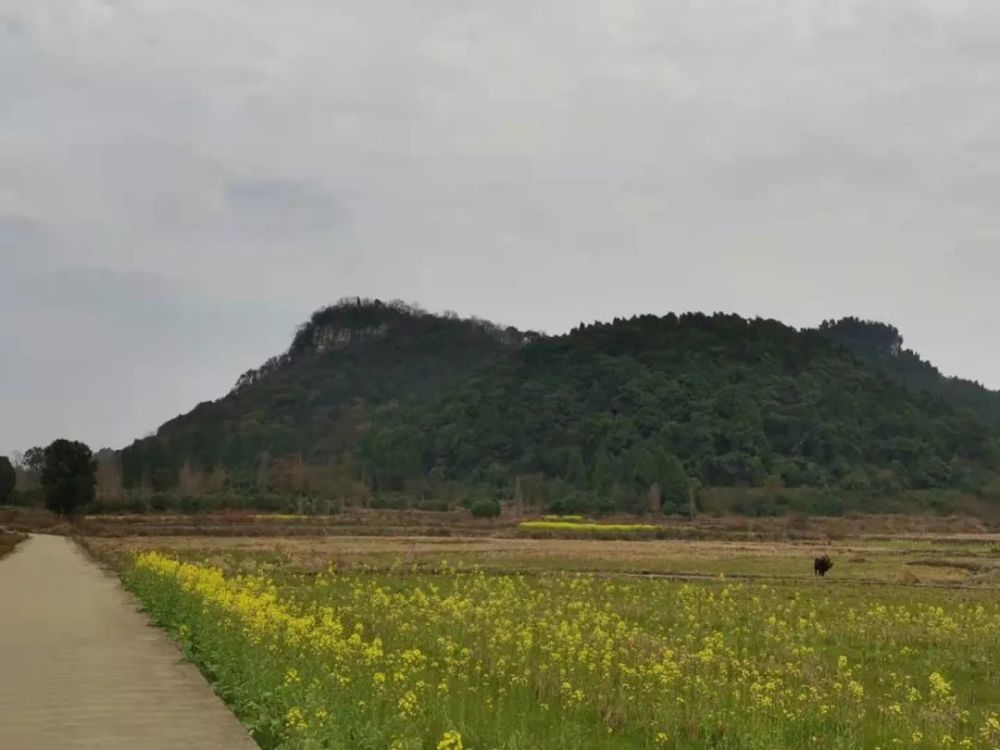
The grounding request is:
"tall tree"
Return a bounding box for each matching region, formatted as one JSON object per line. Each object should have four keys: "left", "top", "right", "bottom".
{"left": 21, "top": 446, "right": 46, "bottom": 475}
{"left": 658, "top": 453, "right": 690, "bottom": 514}
{"left": 41, "top": 440, "right": 97, "bottom": 516}
{"left": 0, "top": 456, "right": 15, "bottom": 504}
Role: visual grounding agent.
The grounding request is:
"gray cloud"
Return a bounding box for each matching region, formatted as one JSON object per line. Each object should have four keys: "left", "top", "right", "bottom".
{"left": 2, "top": 0, "right": 1000, "bottom": 453}
{"left": 0, "top": 216, "right": 41, "bottom": 253}
{"left": 0, "top": 266, "right": 298, "bottom": 450}
{"left": 224, "top": 177, "right": 346, "bottom": 239}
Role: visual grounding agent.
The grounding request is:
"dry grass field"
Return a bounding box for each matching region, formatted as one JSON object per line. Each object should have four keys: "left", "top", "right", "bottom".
{"left": 83, "top": 532, "right": 1000, "bottom": 586}
{"left": 78, "top": 509, "right": 1000, "bottom": 589}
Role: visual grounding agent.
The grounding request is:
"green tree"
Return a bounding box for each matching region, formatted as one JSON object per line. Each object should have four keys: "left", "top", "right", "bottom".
{"left": 591, "top": 443, "right": 614, "bottom": 495}
{"left": 564, "top": 446, "right": 586, "bottom": 488}
{"left": 361, "top": 423, "right": 424, "bottom": 492}
{"left": 657, "top": 453, "right": 690, "bottom": 513}
{"left": 22, "top": 446, "right": 46, "bottom": 473}
{"left": 470, "top": 498, "right": 501, "bottom": 518}
{"left": 0, "top": 456, "right": 15, "bottom": 503}
{"left": 41, "top": 440, "right": 96, "bottom": 516}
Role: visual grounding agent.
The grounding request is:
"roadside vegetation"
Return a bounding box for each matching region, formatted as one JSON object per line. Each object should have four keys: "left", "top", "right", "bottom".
{"left": 0, "top": 530, "right": 27, "bottom": 559}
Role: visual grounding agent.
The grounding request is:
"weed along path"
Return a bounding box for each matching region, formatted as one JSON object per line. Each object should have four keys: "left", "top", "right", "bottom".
{"left": 0, "top": 535, "right": 257, "bottom": 750}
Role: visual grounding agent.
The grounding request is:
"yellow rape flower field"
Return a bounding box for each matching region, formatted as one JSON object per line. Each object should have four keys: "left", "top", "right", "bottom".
{"left": 121, "top": 551, "right": 1000, "bottom": 750}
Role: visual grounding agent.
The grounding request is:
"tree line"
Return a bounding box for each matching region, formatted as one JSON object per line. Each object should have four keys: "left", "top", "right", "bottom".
{"left": 357, "top": 313, "right": 1000, "bottom": 514}
{"left": 1, "top": 440, "right": 96, "bottom": 515}
{"left": 12, "top": 305, "right": 999, "bottom": 518}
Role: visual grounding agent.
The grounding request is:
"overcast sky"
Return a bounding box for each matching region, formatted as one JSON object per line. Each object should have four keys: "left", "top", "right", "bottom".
{"left": 2, "top": 0, "right": 999, "bottom": 454}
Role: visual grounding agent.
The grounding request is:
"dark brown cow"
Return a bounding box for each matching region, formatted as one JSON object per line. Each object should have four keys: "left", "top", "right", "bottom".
{"left": 814, "top": 555, "right": 833, "bottom": 577}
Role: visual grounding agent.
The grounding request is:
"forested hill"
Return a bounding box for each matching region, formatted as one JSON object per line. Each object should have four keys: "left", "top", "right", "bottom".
{"left": 119, "top": 299, "right": 536, "bottom": 492}
{"left": 817, "top": 318, "right": 1000, "bottom": 425}
{"left": 117, "top": 304, "right": 1000, "bottom": 513}
{"left": 361, "top": 313, "right": 998, "bottom": 509}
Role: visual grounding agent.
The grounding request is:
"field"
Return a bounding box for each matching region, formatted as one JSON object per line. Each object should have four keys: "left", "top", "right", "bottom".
{"left": 72, "top": 512, "right": 1000, "bottom": 750}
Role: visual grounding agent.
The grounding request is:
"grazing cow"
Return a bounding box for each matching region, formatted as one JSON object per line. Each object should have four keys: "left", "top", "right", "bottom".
{"left": 814, "top": 555, "right": 833, "bottom": 577}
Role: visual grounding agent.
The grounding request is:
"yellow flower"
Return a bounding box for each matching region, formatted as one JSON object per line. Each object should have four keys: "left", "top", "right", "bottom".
{"left": 437, "top": 730, "right": 464, "bottom": 750}
{"left": 285, "top": 706, "right": 307, "bottom": 731}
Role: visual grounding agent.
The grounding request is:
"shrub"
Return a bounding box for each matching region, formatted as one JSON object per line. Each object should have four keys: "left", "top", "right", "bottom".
{"left": 89, "top": 496, "right": 149, "bottom": 514}
{"left": 415, "top": 499, "right": 451, "bottom": 512}
{"left": 371, "top": 495, "right": 410, "bottom": 510}
{"left": 179, "top": 495, "right": 214, "bottom": 513}
{"left": 149, "top": 493, "right": 170, "bottom": 512}
{"left": 547, "top": 491, "right": 595, "bottom": 516}
{"left": 470, "top": 499, "right": 501, "bottom": 518}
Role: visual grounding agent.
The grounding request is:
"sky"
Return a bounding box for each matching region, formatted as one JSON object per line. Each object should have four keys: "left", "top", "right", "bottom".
{"left": 2, "top": 0, "right": 1000, "bottom": 455}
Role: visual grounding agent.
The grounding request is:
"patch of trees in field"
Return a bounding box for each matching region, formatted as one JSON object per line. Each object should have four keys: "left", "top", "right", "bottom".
{"left": 2, "top": 440, "right": 96, "bottom": 515}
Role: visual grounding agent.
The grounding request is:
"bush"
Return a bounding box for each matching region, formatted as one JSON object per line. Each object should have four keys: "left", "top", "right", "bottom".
{"left": 414, "top": 499, "right": 451, "bottom": 512}
{"left": 371, "top": 495, "right": 410, "bottom": 510}
{"left": 149, "top": 493, "right": 170, "bottom": 512}
{"left": 809, "top": 493, "right": 845, "bottom": 517}
{"left": 90, "top": 496, "right": 149, "bottom": 514}
{"left": 470, "top": 499, "right": 501, "bottom": 518}
{"left": 179, "top": 495, "right": 215, "bottom": 513}
{"left": 548, "top": 491, "right": 598, "bottom": 516}
{"left": 8, "top": 488, "right": 44, "bottom": 508}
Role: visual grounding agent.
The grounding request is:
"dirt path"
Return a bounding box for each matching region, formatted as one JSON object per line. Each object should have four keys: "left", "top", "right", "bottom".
{"left": 0, "top": 535, "right": 257, "bottom": 749}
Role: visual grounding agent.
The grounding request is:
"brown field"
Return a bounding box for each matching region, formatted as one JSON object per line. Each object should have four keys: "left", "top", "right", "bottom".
{"left": 4, "top": 504, "right": 997, "bottom": 586}
{"left": 82, "top": 527, "right": 1000, "bottom": 588}
{"left": 7, "top": 505, "right": 996, "bottom": 538}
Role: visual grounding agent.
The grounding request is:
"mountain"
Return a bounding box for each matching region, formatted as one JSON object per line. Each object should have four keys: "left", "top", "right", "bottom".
{"left": 119, "top": 298, "right": 536, "bottom": 494}
{"left": 359, "top": 313, "right": 999, "bottom": 513}
{"left": 817, "top": 317, "right": 1000, "bottom": 425}
{"left": 116, "top": 302, "right": 1000, "bottom": 515}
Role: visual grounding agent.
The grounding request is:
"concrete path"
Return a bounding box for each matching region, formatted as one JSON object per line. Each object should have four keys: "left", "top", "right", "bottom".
{"left": 0, "top": 535, "right": 258, "bottom": 749}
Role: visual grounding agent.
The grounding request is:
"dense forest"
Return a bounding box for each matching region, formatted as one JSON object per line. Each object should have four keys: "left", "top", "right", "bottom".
{"left": 117, "top": 298, "right": 536, "bottom": 498}
{"left": 361, "top": 313, "right": 998, "bottom": 513}
{"left": 817, "top": 317, "right": 1000, "bottom": 425}
{"left": 63, "top": 300, "right": 1000, "bottom": 515}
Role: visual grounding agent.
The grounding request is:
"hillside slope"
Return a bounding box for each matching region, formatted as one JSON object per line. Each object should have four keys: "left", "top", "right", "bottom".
{"left": 119, "top": 299, "right": 534, "bottom": 492}
{"left": 817, "top": 318, "right": 1000, "bottom": 424}
{"left": 361, "top": 313, "right": 999, "bottom": 511}
{"left": 117, "top": 304, "right": 1000, "bottom": 515}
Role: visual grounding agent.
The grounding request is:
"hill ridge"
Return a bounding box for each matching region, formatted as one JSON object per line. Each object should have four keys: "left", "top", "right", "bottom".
{"left": 112, "top": 302, "right": 1000, "bottom": 516}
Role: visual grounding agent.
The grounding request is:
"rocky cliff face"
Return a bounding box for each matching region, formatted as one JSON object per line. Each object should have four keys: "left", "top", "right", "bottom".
{"left": 310, "top": 322, "right": 390, "bottom": 353}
